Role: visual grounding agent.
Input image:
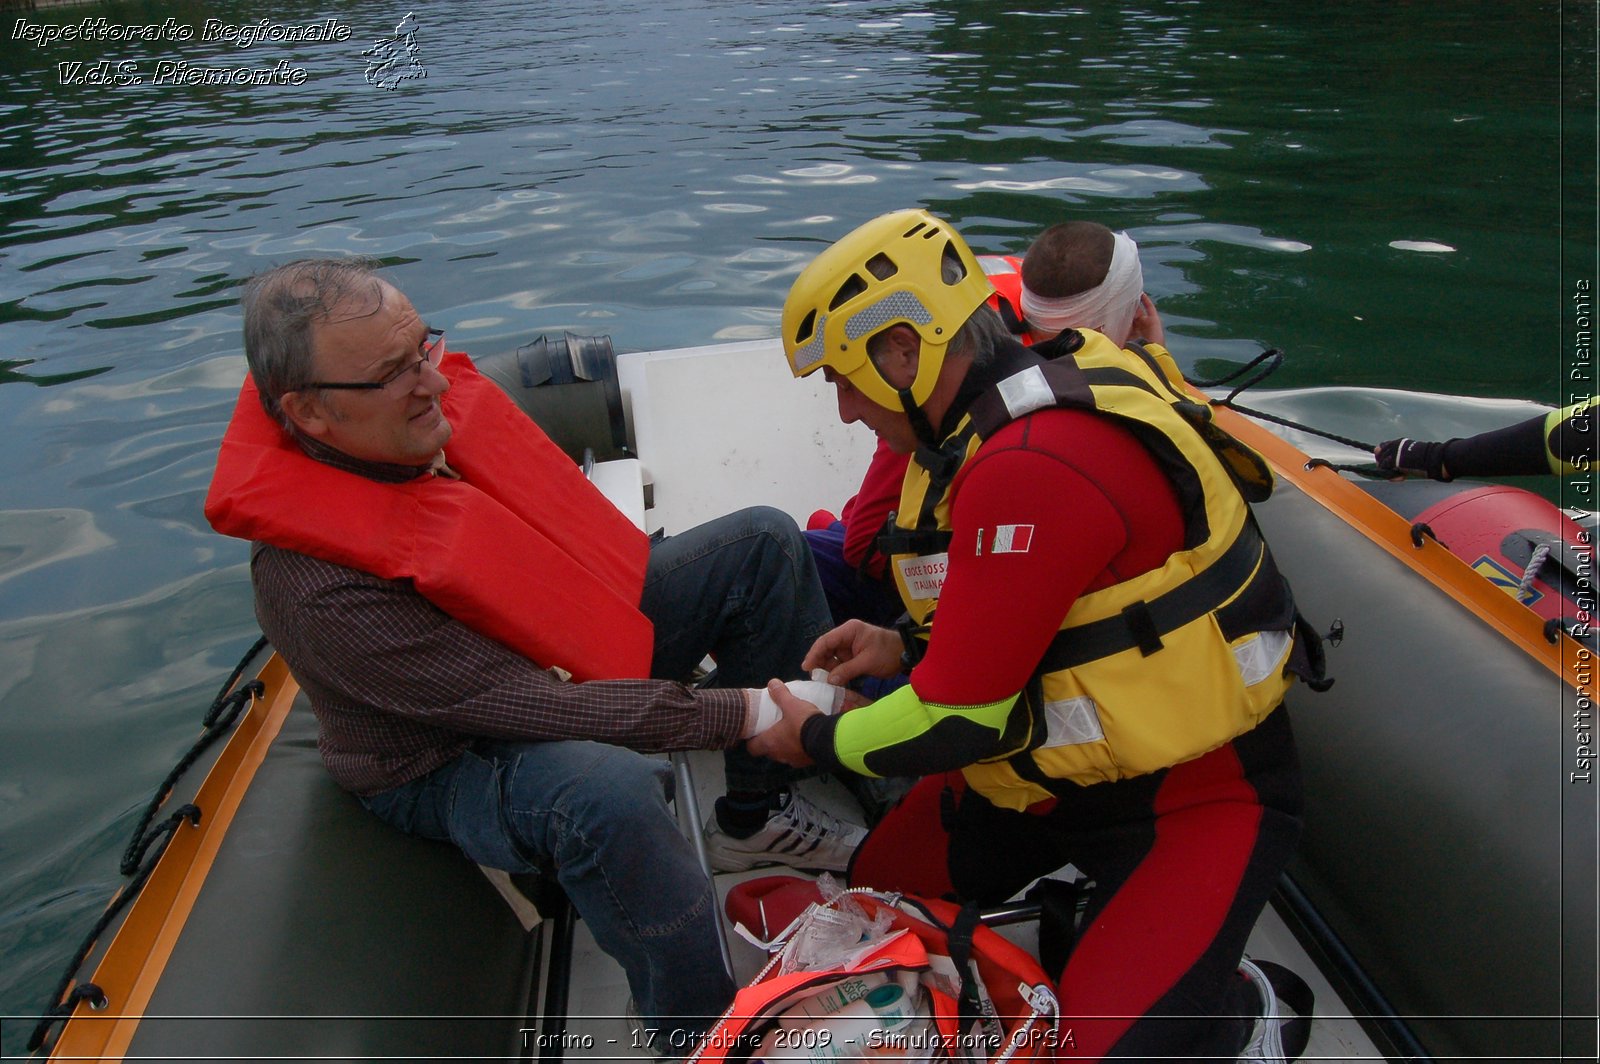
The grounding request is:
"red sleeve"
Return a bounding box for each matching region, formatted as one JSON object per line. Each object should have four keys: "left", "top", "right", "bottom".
{"left": 910, "top": 409, "right": 1185, "bottom": 708}
{"left": 841, "top": 440, "right": 911, "bottom": 575}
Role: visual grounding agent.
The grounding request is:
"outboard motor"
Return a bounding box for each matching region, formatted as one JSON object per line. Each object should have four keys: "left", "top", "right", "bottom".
{"left": 475, "top": 332, "right": 631, "bottom": 465}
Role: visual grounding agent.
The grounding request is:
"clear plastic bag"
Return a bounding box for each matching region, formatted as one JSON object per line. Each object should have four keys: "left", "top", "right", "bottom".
{"left": 779, "top": 876, "right": 899, "bottom": 975}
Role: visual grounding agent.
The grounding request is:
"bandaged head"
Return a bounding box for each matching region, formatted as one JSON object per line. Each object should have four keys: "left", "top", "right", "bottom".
{"left": 1019, "top": 230, "right": 1144, "bottom": 346}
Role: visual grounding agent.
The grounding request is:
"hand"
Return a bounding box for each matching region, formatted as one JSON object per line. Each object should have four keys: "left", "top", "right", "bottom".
{"left": 802, "top": 620, "right": 904, "bottom": 685}
{"left": 1129, "top": 292, "right": 1165, "bottom": 346}
{"left": 746, "top": 680, "right": 818, "bottom": 767}
{"left": 1374, "top": 438, "right": 1450, "bottom": 480}
{"left": 742, "top": 679, "right": 848, "bottom": 737}
{"left": 839, "top": 688, "right": 871, "bottom": 712}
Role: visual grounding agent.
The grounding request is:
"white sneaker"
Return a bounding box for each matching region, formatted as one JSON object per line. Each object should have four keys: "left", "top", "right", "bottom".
{"left": 1237, "top": 957, "right": 1287, "bottom": 1063}
{"left": 704, "top": 791, "right": 866, "bottom": 873}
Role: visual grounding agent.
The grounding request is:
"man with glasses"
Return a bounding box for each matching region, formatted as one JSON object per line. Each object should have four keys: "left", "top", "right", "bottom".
{"left": 206, "top": 258, "right": 861, "bottom": 1044}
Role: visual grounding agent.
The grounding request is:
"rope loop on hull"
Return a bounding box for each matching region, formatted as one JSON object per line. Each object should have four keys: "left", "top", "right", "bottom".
{"left": 28, "top": 635, "right": 269, "bottom": 1054}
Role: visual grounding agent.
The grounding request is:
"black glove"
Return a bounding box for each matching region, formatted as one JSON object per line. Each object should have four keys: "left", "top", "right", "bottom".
{"left": 1373, "top": 437, "right": 1452, "bottom": 480}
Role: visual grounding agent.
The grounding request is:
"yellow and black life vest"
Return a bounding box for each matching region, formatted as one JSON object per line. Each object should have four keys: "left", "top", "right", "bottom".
{"left": 880, "top": 331, "right": 1308, "bottom": 806}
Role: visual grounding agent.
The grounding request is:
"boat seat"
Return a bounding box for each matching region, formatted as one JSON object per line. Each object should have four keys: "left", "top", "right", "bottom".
{"left": 127, "top": 688, "right": 551, "bottom": 1059}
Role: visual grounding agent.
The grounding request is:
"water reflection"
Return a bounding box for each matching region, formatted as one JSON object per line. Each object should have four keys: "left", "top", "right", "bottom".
{"left": 0, "top": 359, "right": 113, "bottom": 388}
{"left": 0, "top": 509, "right": 114, "bottom": 587}
{"left": 0, "top": 0, "right": 1582, "bottom": 1047}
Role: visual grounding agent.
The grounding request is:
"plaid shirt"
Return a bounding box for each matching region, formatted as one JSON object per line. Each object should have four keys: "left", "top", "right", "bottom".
{"left": 249, "top": 439, "right": 745, "bottom": 796}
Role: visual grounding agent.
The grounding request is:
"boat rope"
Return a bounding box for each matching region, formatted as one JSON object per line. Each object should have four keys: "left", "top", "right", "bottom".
{"left": 121, "top": 635, "right": 267, "bottom": 874}
{"left": 1408, "top": 521, "right": 1447, "bottom": 550}
{"left": 26, "top": 985, "right": 110, "bottom": 1053}
{"left": 27, "top": 804, "right": 202, "bottom": 1051}
{"left": 28, "top": 634, "right": 268, "bottom": 1054}
{"left": 1517, "top": 543, "right": 1552, "bottom": 603}
{"left": 1186, "top": 350, "right": 1390, "bottom": 476}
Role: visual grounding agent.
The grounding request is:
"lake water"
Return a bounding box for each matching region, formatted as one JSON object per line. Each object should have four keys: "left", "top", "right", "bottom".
{"left": 1, "top": 0, "right": 1593, "bottom": 1047}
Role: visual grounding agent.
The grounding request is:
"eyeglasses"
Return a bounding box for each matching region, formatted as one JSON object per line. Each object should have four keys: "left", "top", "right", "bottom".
{"left": 304, "top": 328, "right": 445, "bottom": 393}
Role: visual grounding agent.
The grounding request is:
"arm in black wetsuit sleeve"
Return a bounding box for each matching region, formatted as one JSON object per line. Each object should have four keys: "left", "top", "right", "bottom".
{"left": 1375, "top": 400, "right": 1596, "bottom": 479}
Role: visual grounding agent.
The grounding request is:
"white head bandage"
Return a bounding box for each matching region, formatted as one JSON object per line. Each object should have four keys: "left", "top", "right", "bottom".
{"left": 1020, "top": 230, "right": 1144, "bottom": 345}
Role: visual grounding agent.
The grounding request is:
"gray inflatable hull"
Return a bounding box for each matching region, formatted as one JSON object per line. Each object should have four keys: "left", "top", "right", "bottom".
{"left": 1256, "top": 478, "right": 1596, "bottom": 1060}
{"left": 44, "top": 679, "right": 550, "bottom": 1060}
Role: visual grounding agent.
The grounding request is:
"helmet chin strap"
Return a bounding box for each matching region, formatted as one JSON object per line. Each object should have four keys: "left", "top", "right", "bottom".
{"left": 899, "top": 386, "right": 940, "bottom": 450}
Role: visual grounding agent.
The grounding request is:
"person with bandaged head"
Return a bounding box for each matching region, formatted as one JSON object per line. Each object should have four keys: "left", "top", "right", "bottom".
{"left": 1375, "top": 396, "right": 1597, "bottom": 480}
{"left": 1020, "top": 221, "right": 1166, "bottom": 349}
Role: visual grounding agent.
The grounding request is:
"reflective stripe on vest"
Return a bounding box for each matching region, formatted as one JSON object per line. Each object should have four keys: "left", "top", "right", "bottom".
{"left": 980, "top": 254, "right": 1045, "bottom": 345}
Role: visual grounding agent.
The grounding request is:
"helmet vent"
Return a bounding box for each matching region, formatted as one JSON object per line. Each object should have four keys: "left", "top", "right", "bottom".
{"left": 793, "top": 308, "right": 817, "bottom": 344}
{"left": 941, "top": 241, "right": 968, "bottom": 284}
{"left": 790, "top": 312, "right": 829, "bottom": 371}
{"left": 829, "top": 275, "right": 866, "bottom": 311}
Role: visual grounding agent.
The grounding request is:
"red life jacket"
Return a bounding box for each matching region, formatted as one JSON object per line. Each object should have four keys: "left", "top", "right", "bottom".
{"left": 979, "top": 254, "right": 1044, "bottom": 344}
{"left": 205, "top": 351, "right": 654, "bottom": 681}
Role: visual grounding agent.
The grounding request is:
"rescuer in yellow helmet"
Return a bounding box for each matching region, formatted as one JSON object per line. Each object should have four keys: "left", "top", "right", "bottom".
{"left": 757, "top": 208, "right": 1321, "bottom": 1062}
{"left": 781, "top": 208, "right": 997, "bottom": 448}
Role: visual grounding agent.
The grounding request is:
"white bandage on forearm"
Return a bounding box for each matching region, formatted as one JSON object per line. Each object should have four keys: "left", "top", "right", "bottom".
{"left": 742, "top": 680, "right": 847, "bottom": 738}
{"left": 745, "top": 689, "right": 781, "bottom": 738}
{"left": 1020, "top": 230, "right": 1144, "bottom": 344}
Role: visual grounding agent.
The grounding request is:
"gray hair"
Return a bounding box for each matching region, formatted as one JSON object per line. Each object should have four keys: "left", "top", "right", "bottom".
{"left": 240, "top": 258, "right": 385, "bottom": 427}
{"left": 948, "top": 301, "right": 1009, "bottom": 367}
{"left": 945, "top": 253, "right": 1009, "bottom": 367}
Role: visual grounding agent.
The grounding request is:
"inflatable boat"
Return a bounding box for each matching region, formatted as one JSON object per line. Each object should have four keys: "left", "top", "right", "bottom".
{"left": 27, "top": 333, "right": 1596, "bottom": 1063}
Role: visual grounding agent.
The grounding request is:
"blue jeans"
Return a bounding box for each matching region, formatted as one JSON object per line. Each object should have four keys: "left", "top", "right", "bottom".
{"left": 363, "top": 506, "right": 831, "bottom": 1035}
{"left": 363, "top": 740, "right": 732, "bottom": 1041}
{"left": 802, "top": 522, "right": 909, "bottom": 702}
{"left": 645, "top": 507, "right": 834, "bottom": 795}
{"left": 802, "top": 522, "right": 903, "bottom": 630}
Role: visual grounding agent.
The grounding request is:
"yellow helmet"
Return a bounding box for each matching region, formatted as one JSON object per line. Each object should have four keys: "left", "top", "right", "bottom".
{"left": 781, "top": 209, "right": 995, "bottom": 411}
